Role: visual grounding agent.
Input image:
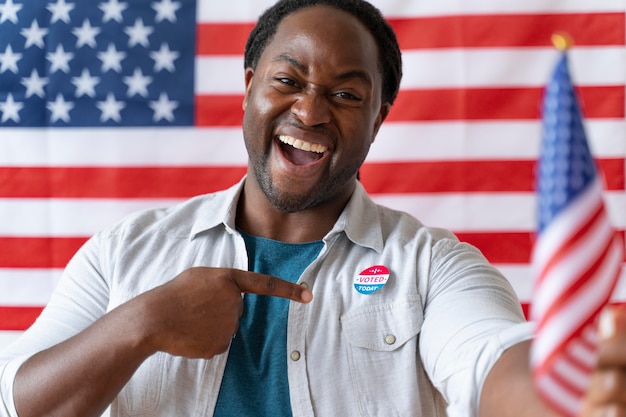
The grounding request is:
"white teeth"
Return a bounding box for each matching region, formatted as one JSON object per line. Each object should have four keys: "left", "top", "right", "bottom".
{"left": 278, "top": 135, "right": 327, "bottom": 154}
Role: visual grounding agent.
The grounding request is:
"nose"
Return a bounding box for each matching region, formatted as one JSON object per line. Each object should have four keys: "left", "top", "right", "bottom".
{"left": 290, "top": 91, "right": 331, "bottom": 126}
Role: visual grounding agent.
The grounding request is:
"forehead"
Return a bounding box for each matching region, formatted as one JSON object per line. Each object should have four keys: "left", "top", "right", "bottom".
{"left": 260, "top": 5, "right": 380, "bottom": 74}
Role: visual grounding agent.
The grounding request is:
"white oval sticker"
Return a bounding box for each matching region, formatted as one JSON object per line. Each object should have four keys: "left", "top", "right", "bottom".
{"left": 354, "top": 265, "right": 390, "bottom": 294}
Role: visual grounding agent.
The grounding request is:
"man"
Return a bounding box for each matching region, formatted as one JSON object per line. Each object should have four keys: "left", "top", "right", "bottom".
{"left": 1, "top": 0, "right": 625, "bottom": 416}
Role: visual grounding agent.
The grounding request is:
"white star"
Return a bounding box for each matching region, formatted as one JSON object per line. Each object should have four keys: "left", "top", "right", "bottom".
{"left": 0, "top": 93, "right": 23, "bottom": 123}
{"left": 46, "top": 44, "right": 74, "bottom": 73}
{"left": 123, "top": 67, "right": 152, "bottom": 97}
{"left": 96, "top": 93, "right": 125, "bottom": 122}
{"left": 0, "top": 44, "right": 22, "bottom": 73}
{"left": 97, "top": 43, "right": 126, "bottom": 72}
{"left": 71, "top": 68, "right": 100, "bottom": 97}
{"left": 149, "top": 43, "right": 179, "bottom": 72}
{"left": 72, "top": 19, "right": 101, "bottom": 48}
{"left": 149, "top": 92, "right": 177, "bottom": 122}
{"left": 20, "top": 19, "right": 48, "bottom": 49}
{"left": 47, "top": 0, "right": 75, "bottom": 24}
{"left": 21, "top": 68, "right": 48, "bottom": 98}
{"left": 99, "top": 0, "right": 127, "bottom": 23}
{"left": 47, "top": 94, "right": 74, "bottom": 123}
{"left": 0, "top": 0, "right": 22, "bottom": 24}
{"left": 124, "top": 18, "right": 153, "bottom": 48}
{"left": 152, "top": 0, "right": 180, "bottom": 23}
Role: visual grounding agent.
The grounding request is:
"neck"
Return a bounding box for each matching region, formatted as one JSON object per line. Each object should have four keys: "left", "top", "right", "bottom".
{"left": 235, "top": 179, "right": 354, "bottom": 243}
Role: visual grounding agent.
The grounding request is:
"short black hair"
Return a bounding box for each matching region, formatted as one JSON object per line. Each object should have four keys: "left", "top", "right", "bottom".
{"left": 244, "top": 0, "right": 403, "bottom": 105}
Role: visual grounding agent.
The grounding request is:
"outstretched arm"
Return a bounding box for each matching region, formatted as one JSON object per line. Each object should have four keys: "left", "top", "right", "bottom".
{"left": 12, "top": 267, "right": 312, "bottom": 417}
{"left": 481, "top": 307, "right": 626, "bottom": 417}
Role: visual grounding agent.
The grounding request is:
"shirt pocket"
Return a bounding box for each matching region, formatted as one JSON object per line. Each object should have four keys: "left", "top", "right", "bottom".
{"left": 340, "top": 295, "right": 424, "bottom": 416}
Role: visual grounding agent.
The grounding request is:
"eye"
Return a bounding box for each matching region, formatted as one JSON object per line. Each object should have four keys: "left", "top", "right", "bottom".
{"left": 334, "top": 91, "right": 361, "bottom": 101}
{"left": 276, "top": 77, "right": 297, "bottom": 87}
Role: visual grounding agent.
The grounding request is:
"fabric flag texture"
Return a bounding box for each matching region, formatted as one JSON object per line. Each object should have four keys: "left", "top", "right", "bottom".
{"left": 530, "top": 51, "right": 624, "bottom": 416}
{"left": 0, "top": 0, "right": 625, "bottom": 349}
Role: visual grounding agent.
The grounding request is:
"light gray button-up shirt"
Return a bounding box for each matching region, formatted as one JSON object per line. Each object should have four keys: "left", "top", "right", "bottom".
{"left": 0, "top": 178, "right": 532, "bottom": 417}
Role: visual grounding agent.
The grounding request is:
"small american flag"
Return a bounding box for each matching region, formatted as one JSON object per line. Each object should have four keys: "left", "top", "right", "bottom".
{"left": 530, "top": 47, "right": 624, "bottom": 416}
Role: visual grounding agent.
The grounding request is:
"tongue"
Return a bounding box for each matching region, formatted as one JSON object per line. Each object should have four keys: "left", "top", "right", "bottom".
{"left": 282, "top": 143, "right": 321, "bottom": 166}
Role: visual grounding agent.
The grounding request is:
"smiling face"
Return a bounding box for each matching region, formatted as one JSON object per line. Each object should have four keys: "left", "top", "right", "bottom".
{"left": 241, "top": 5, "right": 390, "bottom": 214}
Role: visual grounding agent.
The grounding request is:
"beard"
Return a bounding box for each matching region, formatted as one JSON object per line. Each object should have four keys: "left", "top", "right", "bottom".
{"left": 250, "top": 155, "right": 361, "bottom": 213}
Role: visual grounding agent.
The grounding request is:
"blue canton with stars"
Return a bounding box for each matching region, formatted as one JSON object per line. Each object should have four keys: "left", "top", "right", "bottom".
{"left": 537, "top": 53, "right": 598, "bottom": 233}
{"left": 0, "top": 0, "right": 196, "bottom": 126}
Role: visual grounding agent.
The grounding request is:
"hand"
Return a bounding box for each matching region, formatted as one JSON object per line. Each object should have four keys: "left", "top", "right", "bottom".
{"left": 133, "top": 266, "right": 313, "bottom": 359}
{"left": 581, "top": 306, "right": 626, "bottom": 416}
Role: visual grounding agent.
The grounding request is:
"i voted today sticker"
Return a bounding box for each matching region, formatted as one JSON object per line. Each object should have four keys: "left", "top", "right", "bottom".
{"left": 354, "top": 265, "right": 390, "bottom": 294}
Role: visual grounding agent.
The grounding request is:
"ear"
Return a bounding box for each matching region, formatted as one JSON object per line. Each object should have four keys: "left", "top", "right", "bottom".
{"left": 242, "top": 67, "right": 255, "bottom": 110}
{"left": 371, "top": 102, "right": 391, "bottom": 144}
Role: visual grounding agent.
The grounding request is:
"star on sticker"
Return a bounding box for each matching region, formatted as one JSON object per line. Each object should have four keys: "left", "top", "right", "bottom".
{"left": 150, "top": 43, "right": 179, "bottom": 72}
{"left": 124, "top": 18, "right": 153, "bottom": 48}
{"left": 99, "top": 0, "right": 127, "bottom": 23}
{"left": 0, "top": 0, "right": 22, "bottom": 24}
{"left": 47, "top": 44, "right": 74, "bottom": 73}
{"left": 149, "top": 92, "right": 178, "bottom": 122}
{"left": 72, "top": 68, "right": 100, "bottom": 97}
{"left": 96, "top": 93, "right": 125, "bottom": 122}
{"left": 123, "top": 67, "right": 152, "bottom": 97}
{"left": 72, "top": 19, "right": 101, "bottom": 48}
{"left": 0, "top": 45, "right": 22, "bottom": 74}
{"left": 47, "top": 94, "right": 74, "bottom": 123}
{"left": 20, "top": 19, "right": 48, "bottom": 49}
{"left": 0, "top": 93, "right": 24, "bottom": 123}
{"left": 97, "top": 43, "right": 126, "bottom": 72}
{"left": 21, "top": 69, "right": 48, "bottom": 98}
{"left": 47, "top": 0, "right": 75, "bottom": 24}
{"left": 152, "top": 0, "right": 181, "bottom": 23}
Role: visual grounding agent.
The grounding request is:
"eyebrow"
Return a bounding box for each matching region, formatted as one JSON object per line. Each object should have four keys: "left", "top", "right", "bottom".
{"left": 272, "top": 53, "right": 373, "bottom": 85}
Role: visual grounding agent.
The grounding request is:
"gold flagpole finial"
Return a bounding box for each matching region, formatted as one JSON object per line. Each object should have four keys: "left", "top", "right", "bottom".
{"left": 551, "top": 32, "right": 573, "bottom": 51}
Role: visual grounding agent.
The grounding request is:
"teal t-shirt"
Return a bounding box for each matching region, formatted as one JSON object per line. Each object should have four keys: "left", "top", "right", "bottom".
{"left": 213, "top": 231, "right": 323, "bottom": 416}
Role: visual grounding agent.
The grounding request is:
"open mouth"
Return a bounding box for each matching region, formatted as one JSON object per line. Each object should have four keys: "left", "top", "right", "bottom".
{"left": 277, "top": 135, "right": 328, "bottom": 166}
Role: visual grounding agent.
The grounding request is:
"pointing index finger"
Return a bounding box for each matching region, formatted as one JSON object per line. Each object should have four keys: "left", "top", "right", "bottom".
{"left": 230, "top": 270, "right": 313, "bottom": 303}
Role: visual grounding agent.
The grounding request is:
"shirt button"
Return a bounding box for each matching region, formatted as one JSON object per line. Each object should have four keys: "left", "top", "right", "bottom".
{"left": 300, "top": 282, "right": 309, "bottom": 289}
{"left": 384, "top": 334, "right": 396, "bottom": 345}
{"left": 290, "top": 350, "right": 301, "bottom": 361}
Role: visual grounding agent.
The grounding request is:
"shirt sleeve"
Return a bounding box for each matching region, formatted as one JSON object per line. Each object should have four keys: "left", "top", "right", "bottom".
{"left": 418, "top": 232, "right": 534, "bottom": 417}
{"left": 0, "top": 232, "right": 111, "bottom": 417}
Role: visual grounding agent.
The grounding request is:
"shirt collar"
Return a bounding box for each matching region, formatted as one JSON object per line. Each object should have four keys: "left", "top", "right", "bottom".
{"left": 189, "top": 178, "right": 384, "bottom": 253}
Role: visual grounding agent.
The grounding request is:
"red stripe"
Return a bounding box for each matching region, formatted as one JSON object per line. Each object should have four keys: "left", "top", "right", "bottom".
{"left": 0, "top": 166, "right": 247, "bottom": 198}
{"left": 0, "top": 237, "right": 87, "bottom": 268}
{"left": 196, "top": 22, "right": 255, "bottom": 55}
{"left": 0, "top": 307, "right": 42, "bottom": 331}
{"left": 196, "top": 13, "right": 625, "bottom": 55}
{"left": 195, "top": 86, "right": 625, "bottom": 126}
{"left": 0, "top": 159, "right": 621, "bottom": 198}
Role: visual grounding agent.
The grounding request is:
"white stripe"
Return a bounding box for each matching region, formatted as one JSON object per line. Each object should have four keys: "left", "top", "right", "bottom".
{"left": 0, "top": 331, "right": 22, "bottom": 350}
{"left": 197, "top": 0, "right": 626, "bottom": 22}
{"left": 0, "top": 199, "right": 182, "bottom": 236}
{"left": 532, "top": 181, "right": 604, "bottom": 273}
{"left": 1, "top": 193, "right": 624, "bottom": 236}
{"left": 532, "top": 240, "right": 622, "bottom": 365}
{"left": 500, "top": 264, "right": 626, "bottom": 304}
{"left": 568, "top": 335, "right": 597, "bottom": 370}
{"left": 1, "top": 120, "right": 623, "bottom": 166}
{"left": 0, "top": 269, "right": 62, "bottom": 305}
{"left": 536, "top": 373, "right": 581, "bottom": 417}
{"left": 553, "top": 355, "right": 591, "bottom": 392}
{"left": 195, "top": 48, "right": 625, "bottom": 94}
{"left": 533, "top": 207, "right": 614, "bottom": 316}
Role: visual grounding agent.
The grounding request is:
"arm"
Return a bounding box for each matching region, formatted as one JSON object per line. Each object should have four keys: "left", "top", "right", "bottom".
{"left": 11, "top": 267, "right": 312, "bottom": 417}
{"left": 479, "top": 340, "right": 555, "bottom": 417}
{"left": 481, "top": 307, "right": 626, "bottom": 417}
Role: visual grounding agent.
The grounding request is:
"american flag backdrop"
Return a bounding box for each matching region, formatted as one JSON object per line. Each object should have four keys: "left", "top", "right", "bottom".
{"left": 0, "top": 0, "right": 625, "bottom": 351}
